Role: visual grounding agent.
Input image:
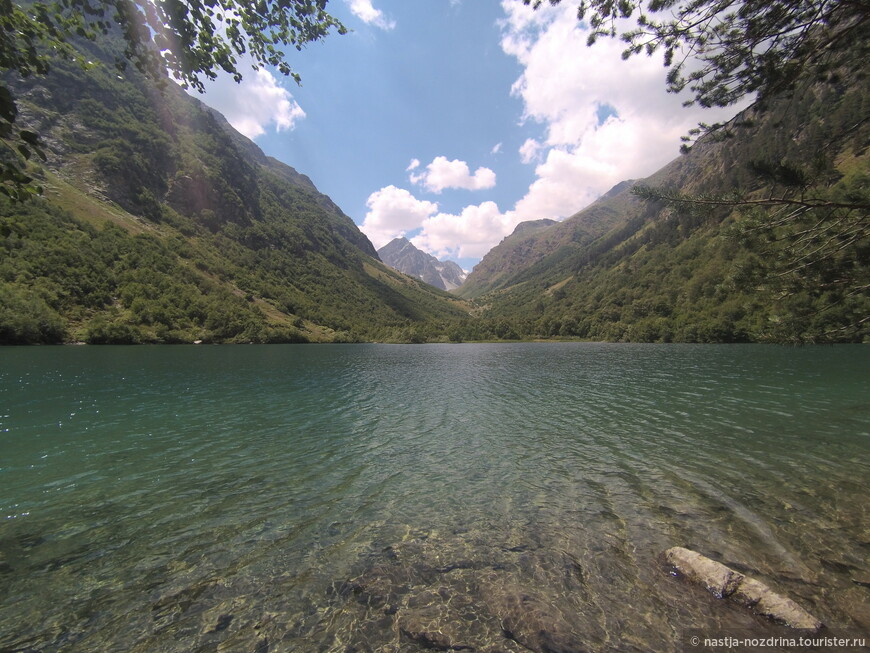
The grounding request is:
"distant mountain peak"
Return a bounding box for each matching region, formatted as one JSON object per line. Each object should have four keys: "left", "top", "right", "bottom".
{"left": 378, "top": 238, "right": 467, "bottom": 291}
{"left": 511, "top": 218, "right": 558, "bottom": 237}
{"left": 602, "top": 179, "right": 637, "bottom": 200}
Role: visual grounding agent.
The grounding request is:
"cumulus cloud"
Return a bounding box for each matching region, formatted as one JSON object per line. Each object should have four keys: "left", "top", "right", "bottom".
{"left": 519, "top": 138, "right": 543, "bottom": 164}
{"left": 360, "top": 186, "right": 520, "bottom": 260}
{"left": 347, "top": 0, "right": 396, "bottom": 30}
{"left": 412, "top": 201, "right": 517, "bottom": 260}
{"left": 409, "top": 156, "right": 497, "bottom": 193}
{"left": 498, "top": 0, "right": 748, "bottom": 226}
{"left": 187, "top": 67, "right": 305, "bottom": 140}
{"left": 491, "top": 142, "right": 503, "bottom": 155}
{"left": 360, "top": 185, "right": 438, "bottom": 249}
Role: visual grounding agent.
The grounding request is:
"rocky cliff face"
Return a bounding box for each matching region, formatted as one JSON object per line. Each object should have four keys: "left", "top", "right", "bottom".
{"left": 378, "top": 238, "right": 467, "bottom": 291}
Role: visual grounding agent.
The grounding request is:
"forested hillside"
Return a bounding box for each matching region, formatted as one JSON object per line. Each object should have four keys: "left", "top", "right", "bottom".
{"left": 1, "top": 36, "right": 470, "bottom": 344}
{"left": 463, "top": 62, "right": 869, "bottom": 343}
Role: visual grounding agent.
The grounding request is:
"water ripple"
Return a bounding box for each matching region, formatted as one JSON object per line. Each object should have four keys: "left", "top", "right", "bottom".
{"left": 0, "top": 344, "right": 868, "bottom": 651}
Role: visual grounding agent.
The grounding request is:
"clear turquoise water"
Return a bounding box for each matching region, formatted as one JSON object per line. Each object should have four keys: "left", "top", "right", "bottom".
{"left": 0, "top": 343, "right": 868, "bottom": 651}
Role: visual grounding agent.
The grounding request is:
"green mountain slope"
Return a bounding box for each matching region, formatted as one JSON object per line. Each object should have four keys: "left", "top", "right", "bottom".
{"left": 464, "top": 70, "right": 869, "bottom": 343}
{"left": 1, "top": 39, "right": 470, "bottom": 344}
{"left": 458, "top": 186, "right": 637, "bottom": 299}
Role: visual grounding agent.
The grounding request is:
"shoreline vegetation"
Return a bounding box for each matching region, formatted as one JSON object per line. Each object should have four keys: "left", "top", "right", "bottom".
{"left": 8, "top": 338, "right": 867, "bottom": 348}
{"left": 0, "top": 324, "right": 827, "bottom": 346}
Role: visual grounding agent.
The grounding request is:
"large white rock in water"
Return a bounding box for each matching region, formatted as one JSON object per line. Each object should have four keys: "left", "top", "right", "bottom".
{"left": 664, "top": 546, "right": 822, "bottom": 631}
{"left": 665, "top": 547, "right": 744, "bottom": 599}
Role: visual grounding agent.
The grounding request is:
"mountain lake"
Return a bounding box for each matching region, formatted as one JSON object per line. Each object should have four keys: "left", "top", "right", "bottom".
{"left": 1, "top": 343, "right": 868, "bottom": 651}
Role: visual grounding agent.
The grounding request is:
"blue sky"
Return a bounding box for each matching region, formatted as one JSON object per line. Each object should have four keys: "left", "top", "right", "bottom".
{"left": 192, "top": 1, "right": 743, "bottom": 271}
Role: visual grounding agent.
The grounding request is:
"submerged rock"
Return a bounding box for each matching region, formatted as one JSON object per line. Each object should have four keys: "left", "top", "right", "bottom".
{"left": 664, "top": 547, "right": 743, "bottom": 599}
{"left": 664, "top": 546, "right": 822, "bottom": 631}
{"left": 316, "top": 531, "right": 598, "bottom": 652}
{"left": 495, "top": 590, "right": 588, "bottom": 653}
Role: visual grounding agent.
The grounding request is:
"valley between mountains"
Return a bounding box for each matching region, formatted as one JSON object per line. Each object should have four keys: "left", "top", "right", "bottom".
{"left": 1, "top": 26, "right": 867, "bottom": 345}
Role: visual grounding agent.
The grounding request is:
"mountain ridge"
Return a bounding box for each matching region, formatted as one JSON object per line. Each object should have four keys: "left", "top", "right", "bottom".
{"left": 459, "top": 182, "right": 641, "bottom": 299}
{"left": 377, "top": 238, "right": 467, "bottom": 291}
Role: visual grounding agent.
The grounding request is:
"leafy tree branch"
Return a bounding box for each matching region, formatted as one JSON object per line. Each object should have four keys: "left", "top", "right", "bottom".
{"left": 525, "top": 0, "right": 870, "bottom": 145}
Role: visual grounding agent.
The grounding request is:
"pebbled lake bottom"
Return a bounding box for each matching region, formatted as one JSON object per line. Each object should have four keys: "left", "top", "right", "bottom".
{"left": 1, "top": 343, "right": 868, "bottom": 652}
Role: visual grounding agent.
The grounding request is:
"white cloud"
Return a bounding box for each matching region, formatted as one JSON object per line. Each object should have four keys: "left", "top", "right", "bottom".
{"left": 407, "top": 158, "right": 421, "bottom": 171}
{"left": 360, "top": 186, "right": 523, "bottom": 261}
{"left": 412, "top": 202, "right": 517, "bottom": 260}
{"left": 360, "top": 185, "right": 438, "bottom": 249}
{"left": 514, "top": 147, "right": 608, "bottom": 222}
{"left": 491, "top": 142, "right": 503, "bottom": 155}
{"left": 187, "top": 67, "right": 305, "bottom": 140}
{"left": 347, "top": 0, "right": 396, "bottom": 30}
{"left": 519, "top": 138, "right": 542, "bottom": 164}
{"left": 498, "top": 0, "right": 748, "bottom": 228}
{"left": 409, "top": 156, "right": 497, "bottom": 193}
